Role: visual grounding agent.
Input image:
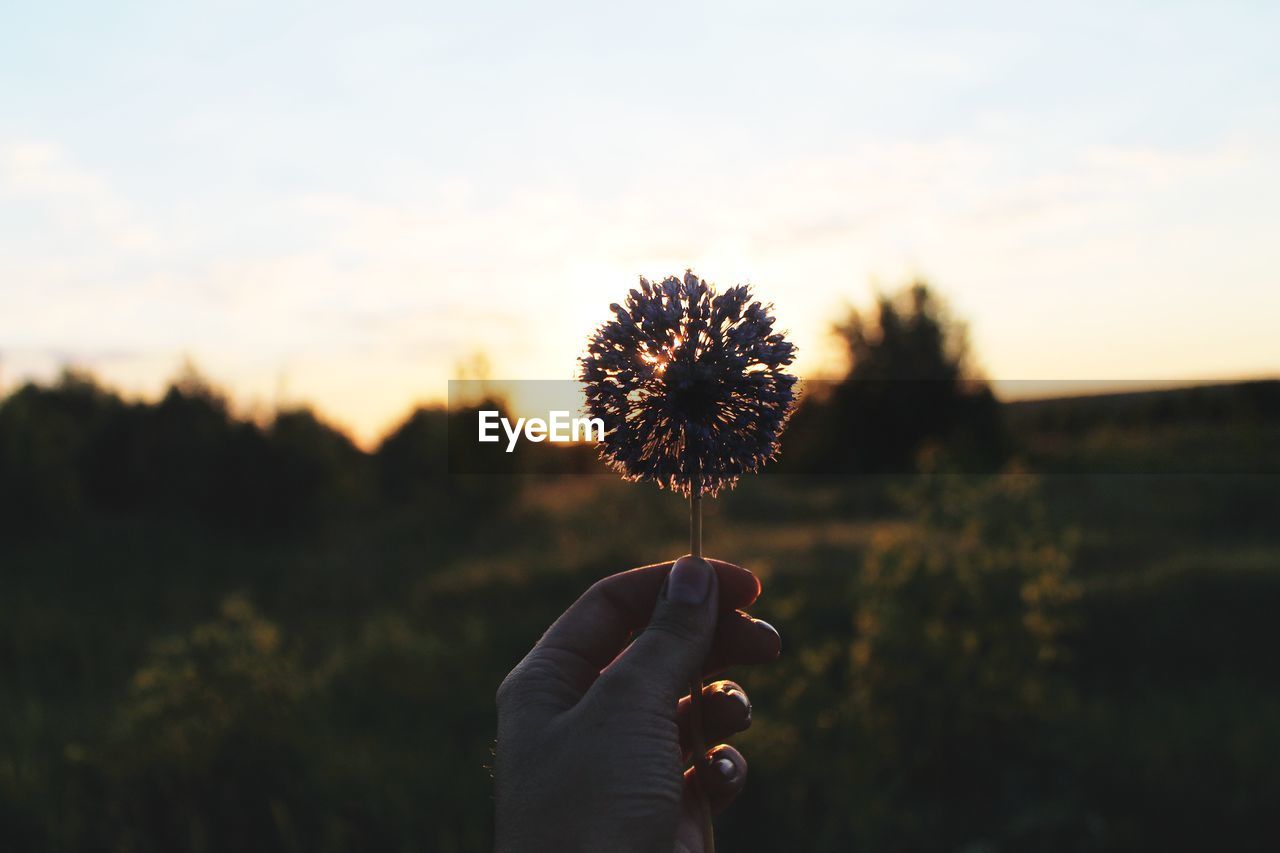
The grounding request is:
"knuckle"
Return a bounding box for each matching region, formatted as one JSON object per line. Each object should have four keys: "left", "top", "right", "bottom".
{"left": 495, "top": 654, "right": 581, "bottom": 714}
{"left": 643, "top": 613, "right": 707, "bottom": 647}
{"left": 593, "top": 661, "right": 678, "bottom": 718}
{"left": 494, "top": 667, "right": 525, "bottom": 709}
{"left": 582, "top": 577, "right": 615, "bottom": 610}
{"left": 595, "top": 658, "right": 647, "bottom": 698}
{"left": 494, "top": 656, "right": 546, "bottom": 708}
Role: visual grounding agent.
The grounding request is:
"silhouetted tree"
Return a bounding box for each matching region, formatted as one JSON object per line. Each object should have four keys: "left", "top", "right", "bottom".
{"left": 0, "top": 369, "right": 124, "bottom": 531}
{"left": 0, "top": 364, "right": 370, "bottom": 536}
{"left": 785, "top": 282, "right": 1007, "bottom": 474}
{"left": 374, "top": 399, "right": 522, "bottom": 529}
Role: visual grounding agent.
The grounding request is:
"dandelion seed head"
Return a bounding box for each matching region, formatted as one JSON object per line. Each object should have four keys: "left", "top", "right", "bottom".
{"left": 579, "top": 270, "right": 798, "bottom": 497}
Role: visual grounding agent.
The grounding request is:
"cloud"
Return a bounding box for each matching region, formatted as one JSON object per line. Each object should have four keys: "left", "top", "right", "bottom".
{"left": 0, "top": 140, "right": 158, "bottom": 254}
{"left": 2, "top": 128, "right": 1277, "bottom": 444}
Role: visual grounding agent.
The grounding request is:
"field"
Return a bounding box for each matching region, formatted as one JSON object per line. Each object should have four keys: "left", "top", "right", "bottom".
{"left": 2, "top": 379, "right": 1279, "bottom": 852}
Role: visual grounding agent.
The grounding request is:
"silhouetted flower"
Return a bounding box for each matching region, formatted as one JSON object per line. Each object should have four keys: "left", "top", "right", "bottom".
{"left": 579, "top": 270, "right": 798, "bottom": 496}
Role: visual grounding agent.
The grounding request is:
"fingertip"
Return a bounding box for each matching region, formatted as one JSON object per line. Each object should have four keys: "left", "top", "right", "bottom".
{"left": 752, "top": 617, "right": 781, "bottom": 659}
{"left": 711, "top": 754, "right": 741, "bottom": 786}
{"left": 704, "top": 610, "right": 781, "bottom": 675}
{"left": 707, "top": 559, "right": 761, "bottom": 609}
{"left": 705, "top": 744, "right": 746, "bottom": 789}
{"left": 689, "top": 744, "right": 748, "bottom": 814}
{"left": 667, "top": 555, "right": 715, "bottom": 605}
{"left": 708, "top": 680, "right": 752, "bottom": 731}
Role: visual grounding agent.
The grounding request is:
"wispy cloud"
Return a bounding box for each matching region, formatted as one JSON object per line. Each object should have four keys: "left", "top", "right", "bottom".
{"left": 2, "top": 123, "right": 1277, "bottom": 443}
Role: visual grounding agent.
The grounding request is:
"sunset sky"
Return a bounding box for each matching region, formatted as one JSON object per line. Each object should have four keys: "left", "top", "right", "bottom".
{"left": 3, "top": 1, "right": 1278, "bottom": 444}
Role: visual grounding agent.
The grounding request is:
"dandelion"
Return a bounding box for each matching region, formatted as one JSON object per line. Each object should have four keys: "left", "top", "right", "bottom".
{"left": 579, "top": 270, "right": 798, "bottom": 498}
{"left": 578, "top": 269, "right": 798, "bottom": 853}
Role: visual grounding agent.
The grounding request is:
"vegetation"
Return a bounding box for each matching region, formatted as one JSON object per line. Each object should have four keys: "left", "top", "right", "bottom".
{"left": 785, "top": 282, "right": 1007, "bottom": 475}
{"left": 2, "top": 284, "right": 1277, "bottom": 851}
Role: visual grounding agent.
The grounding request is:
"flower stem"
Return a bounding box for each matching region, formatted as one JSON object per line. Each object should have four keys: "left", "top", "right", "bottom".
{"left": 688, "top": 479, "right": 715, "bottom": 853}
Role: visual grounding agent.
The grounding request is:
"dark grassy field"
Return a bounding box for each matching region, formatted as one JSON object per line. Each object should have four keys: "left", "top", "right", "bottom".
{"left": 2, "top": 379, "right": 1278, "bottom": 852}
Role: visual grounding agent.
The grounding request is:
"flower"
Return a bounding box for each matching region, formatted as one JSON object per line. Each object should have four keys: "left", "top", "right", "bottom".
{"left": 578, "top": 270, "right": 798, "bottom": 497}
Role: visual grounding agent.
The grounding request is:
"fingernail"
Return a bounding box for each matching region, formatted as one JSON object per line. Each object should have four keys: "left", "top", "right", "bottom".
{"left": 667, "top": 556, "right": 712, "bottom": 604}
{"left": 725, "top": 687, "right": 752, "bottom": 725}
{"left": 753, "top": 618, "right": 781, "bottom": 651}
{"left": 713, "top": 757, "right": 738, "bottom": 783}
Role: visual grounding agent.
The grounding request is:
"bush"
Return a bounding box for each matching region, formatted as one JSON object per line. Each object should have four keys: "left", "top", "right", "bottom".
{"left": 74, "top": 596, "right": 311, "bottom": 853}
{"left": 728, "top": 463, "right": 1082, "bottom": 851}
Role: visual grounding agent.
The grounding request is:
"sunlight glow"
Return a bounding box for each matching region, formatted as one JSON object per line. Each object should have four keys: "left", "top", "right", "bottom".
{"left": 1, "top": 2, "right": 1277, "bottom": 446}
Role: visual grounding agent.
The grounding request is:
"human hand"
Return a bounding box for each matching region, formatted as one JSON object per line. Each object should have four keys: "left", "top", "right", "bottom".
{"left": 494, "top": 556, "right": 781, "bottom": 852}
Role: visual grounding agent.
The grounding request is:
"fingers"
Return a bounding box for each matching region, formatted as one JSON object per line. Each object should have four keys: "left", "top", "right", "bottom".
{"left": 541, "top": 557, "right": 757, "bottom": 671}
{"left": 684, "top": 744, "right": 748, "bottom": 816}
{"left": 677, "top": 681, "right": 751, "bottom": 759}
{"left": 704, "top": 611, "right": 781, "bottom": 676}
{"left": 676, "top": 744, "right": 748, "bottom": 850}
{"left": 598, "top": 556, "right": 719, "bottom": 705}
{"left": 498, "top": 558, "right": 762, "bottom": 720}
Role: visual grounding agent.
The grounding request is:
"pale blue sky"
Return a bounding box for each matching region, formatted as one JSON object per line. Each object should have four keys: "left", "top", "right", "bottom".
{"left": 2, "top": 1, "right": 1278, "bottom": 441}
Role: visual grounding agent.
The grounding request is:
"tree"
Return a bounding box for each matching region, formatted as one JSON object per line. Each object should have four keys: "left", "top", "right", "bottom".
{"left": 786, "top": 281, "right": 1007, "bottom": 474}
{"left": 374, "top": 399, "right": 522, "bottom": 530}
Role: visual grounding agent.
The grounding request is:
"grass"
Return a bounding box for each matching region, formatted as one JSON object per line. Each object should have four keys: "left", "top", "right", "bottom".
{"left": 2, "top": 417, "right": 1279, "bottom": 851}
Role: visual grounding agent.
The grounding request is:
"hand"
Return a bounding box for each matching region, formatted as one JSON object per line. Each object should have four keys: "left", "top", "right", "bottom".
{"left": 494, "top": 556, "right": 781, "bottom": 852}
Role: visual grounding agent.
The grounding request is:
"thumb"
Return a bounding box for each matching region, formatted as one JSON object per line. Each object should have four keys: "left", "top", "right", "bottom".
{"left": 600, "top": 556, "right": 719, "bottom": 707}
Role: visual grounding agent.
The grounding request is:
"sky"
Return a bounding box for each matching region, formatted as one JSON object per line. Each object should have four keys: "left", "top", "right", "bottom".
{"left": 2, "top": 0, "right": 1278, "bottom": 444}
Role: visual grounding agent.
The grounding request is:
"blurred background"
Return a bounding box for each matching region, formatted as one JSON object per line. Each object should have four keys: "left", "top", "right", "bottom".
{"left": 2, "top": 2, "right": 1278, "bottom": 851}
